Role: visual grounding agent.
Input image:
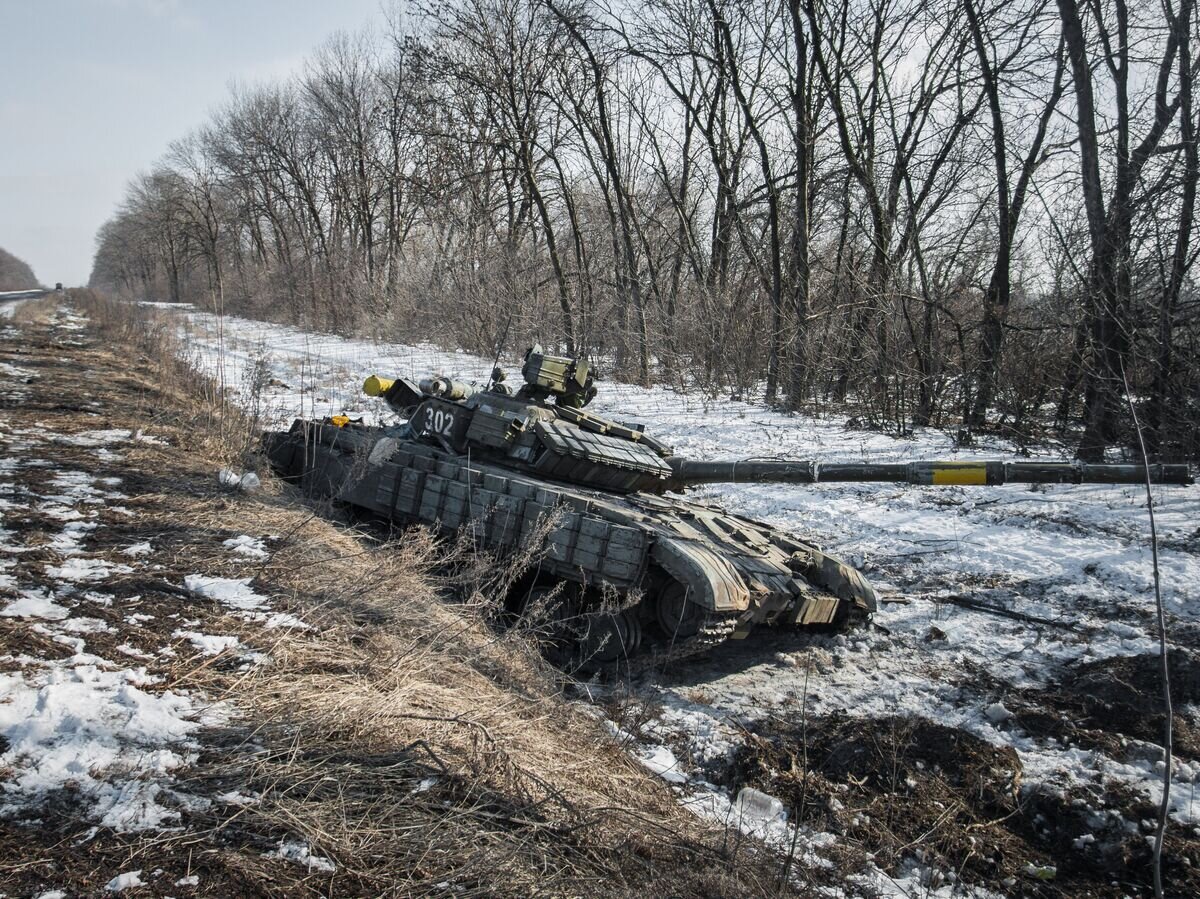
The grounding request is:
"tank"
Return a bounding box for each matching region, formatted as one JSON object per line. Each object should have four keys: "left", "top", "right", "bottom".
{"left": 264, "top": 347, "right": 1194, "bottom": 671}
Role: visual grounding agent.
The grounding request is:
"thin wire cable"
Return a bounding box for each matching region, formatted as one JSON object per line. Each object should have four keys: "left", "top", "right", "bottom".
{"left": 1121, "top": 358, "right": 1172, "bottom": 899}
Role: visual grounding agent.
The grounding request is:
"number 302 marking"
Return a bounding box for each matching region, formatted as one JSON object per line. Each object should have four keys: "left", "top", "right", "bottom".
{"left": 424, "top": 406, "right": 455, "bottom": 437}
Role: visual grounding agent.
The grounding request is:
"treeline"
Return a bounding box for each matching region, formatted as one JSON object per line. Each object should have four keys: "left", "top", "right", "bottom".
{"left": 0, "top": 247, "right": 38, "bottom": 291}
{"left": 90, "top": 0, "right": 1199, "bottom": 460}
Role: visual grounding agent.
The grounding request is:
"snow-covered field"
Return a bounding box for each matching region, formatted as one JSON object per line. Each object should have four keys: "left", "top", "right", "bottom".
{"left": 172, "top": 305, "right": 1200, "bottom": 893}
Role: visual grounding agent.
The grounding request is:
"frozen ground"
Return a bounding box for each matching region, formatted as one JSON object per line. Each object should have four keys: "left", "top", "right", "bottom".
{"left": 0, "top": 311, "right": 216, "bottom": 833}
{"left": 0, "top": 306, "right": 331, "bottom": 893}
{"left": 171, "top": 305, "right": 1200, "bottom": 894}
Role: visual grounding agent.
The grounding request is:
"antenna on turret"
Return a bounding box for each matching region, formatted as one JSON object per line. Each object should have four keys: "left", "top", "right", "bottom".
{"left": 488, "top": 308, "right": 516, "bottom": 391}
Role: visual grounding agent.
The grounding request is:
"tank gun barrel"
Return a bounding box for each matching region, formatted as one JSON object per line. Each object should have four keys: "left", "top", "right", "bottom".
{"left": 666, "top": 458, "right": 1194, "bottom": 488}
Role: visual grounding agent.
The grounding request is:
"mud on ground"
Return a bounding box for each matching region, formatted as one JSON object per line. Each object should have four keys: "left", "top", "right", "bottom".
{"left": 723, "top": 708, "right": 1200, "bottom": 897}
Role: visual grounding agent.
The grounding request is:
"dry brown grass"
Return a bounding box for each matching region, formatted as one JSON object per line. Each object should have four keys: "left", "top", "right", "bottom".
{"left": 0, "top": 292, "right": 803, "bottom": 897}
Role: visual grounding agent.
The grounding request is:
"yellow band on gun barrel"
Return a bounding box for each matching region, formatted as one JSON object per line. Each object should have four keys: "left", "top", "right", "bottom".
{"left": 930, "top": 463, "right": 988, "bottom": 485}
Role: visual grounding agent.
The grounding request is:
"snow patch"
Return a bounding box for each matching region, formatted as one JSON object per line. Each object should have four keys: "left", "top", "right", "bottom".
{"left": 173, "top": 630, "right": 240, "bottom": 656}
{"left": 635, "top": 744, "right": 687, "bottom": 784}
{"left": 0, "top": 660, "right": 206, "bottom": 831}
{"left": 104, "top": 870, "right": 144, "bottom": 892}
{"left": 2, "top": 590, "right": 70, "bottom": 620}
{"left": 135, "top": 429, "right": 169, "bottom": 446}
{"left": 185, "top": 575, "right": 267, "bottom": 611}
{"left": 53, "top": 429, "right": 131, "bottom": 448}
{"left": 985, "top": 702, "right": 1013, "bottom": 724}
{"left": 49, "top": 520, "right": 97, "bottom": 556}
{"left": 265, "top": 839, "right": 336, "bottom": 873}
{"left": 223, "top": 535, "right": 269, "bottom": 559}
{"left": 46, "top": 557, "right": 133, "bottom": 583}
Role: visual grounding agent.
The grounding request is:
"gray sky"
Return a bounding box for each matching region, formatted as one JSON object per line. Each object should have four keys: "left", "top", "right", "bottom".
{"left": 1, "top": 0, "right": 384, "bottom": 287}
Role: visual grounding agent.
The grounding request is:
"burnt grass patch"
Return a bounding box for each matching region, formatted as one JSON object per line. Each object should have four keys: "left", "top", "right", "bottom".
{"left": 727, "top": 713, "right": 1200, "bottom": 897}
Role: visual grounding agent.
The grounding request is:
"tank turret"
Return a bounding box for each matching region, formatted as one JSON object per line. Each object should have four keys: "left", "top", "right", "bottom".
{"left": 265, "top": 351, "right": 1194, "bottom": 671}
{"left": 358, "top": 354, "right": 1193, "bottom": 494}
{"left": 359, "top": 347, "right": 674, "bottom": 493}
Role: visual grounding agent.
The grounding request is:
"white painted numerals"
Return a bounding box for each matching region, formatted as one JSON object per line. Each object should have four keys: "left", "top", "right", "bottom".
{"left": 423, "top": 405, "right": 455, "bottom": 437}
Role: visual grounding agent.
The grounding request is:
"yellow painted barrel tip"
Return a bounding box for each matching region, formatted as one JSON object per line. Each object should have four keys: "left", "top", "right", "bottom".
{"left": 363, "top": 374, "right": 395, "bottom": 397}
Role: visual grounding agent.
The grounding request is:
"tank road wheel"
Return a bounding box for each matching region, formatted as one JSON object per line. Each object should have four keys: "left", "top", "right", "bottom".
{"left": 655, "top": 582, "right": 705, "bottom": 641}
{"left": 577, "top": 609, "right": 642, "bottom": 666}
{"left": 519, "top": 585, "right": 579, "bottom": 668}
{"left": 516, "top": 583, "right": 644, "bottom": 669}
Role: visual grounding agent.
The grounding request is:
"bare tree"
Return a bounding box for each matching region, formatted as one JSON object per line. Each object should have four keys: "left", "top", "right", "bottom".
{"left": 86, "top": 0, "right": 1200, "bottom": 458}
{"left": 963, "top": 0, "right": 1066, "bottom": 428}
{"left": 1056, "top": 0, "right": 1196, "bottom": 460}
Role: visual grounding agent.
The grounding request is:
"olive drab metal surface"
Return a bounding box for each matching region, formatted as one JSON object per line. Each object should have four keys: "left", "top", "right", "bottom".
{"left": 264, "top": 346, "right": 1194, "bottom": 671}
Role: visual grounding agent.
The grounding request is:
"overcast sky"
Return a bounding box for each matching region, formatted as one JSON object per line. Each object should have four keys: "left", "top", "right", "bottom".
{"left": 1, "top": 0, "right": 384, "bottom": 287}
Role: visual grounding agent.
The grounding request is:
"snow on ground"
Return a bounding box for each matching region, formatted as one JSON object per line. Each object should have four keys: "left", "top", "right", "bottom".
{"left": 103, "top": 869, "right": 145, "bottom": 892}
{"left": 223, "top": 534, "right": 269, "bottom": 559}
{"left": 0, "top": 428, "right": 213, "bottom": 834}
{"left": 173, "top": 630, "right": 241, "bottom": 656}
{"left": 0, "top": 307, "right": 304, "bottom": 842}
{"left": 0, "top": 411, "right": 220, "bottom": 832}
{"left": 265, "top": 838, "right": 338, "bottom": 873}
{"left": 171, "top": 306, "right": 1200, "bottom": 887}
{"left": 0, "top": 663, "right": 204, "bottom": 831}
{"left": 183, "top": 575, "right": 306, "bottom": 630}
{"left": 0, "top": 290, "right": 46, "bottom": 322}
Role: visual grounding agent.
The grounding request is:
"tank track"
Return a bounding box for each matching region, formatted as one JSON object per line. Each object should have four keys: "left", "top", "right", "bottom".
{"left": 606, "top": 611, "right": 740, "bottom": 678}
